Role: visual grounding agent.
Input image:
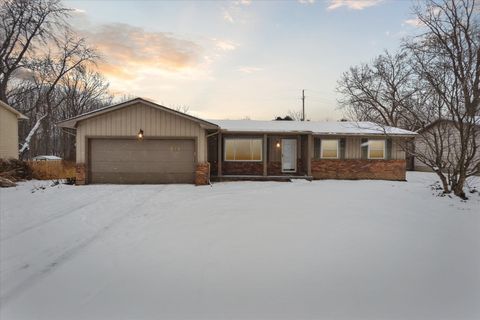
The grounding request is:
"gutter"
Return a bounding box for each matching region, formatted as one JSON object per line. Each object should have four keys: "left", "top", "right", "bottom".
{"left": 206, "top": 130, "right": 220, "bottom": 138}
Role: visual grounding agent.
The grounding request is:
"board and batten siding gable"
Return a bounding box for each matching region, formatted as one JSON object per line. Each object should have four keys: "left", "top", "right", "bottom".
{"left": 76, "top": 102, "right": 207, "bottom": 163}
{"left": 0, "top": 105, "right": 19, "bottom": 159}
{"left": 313, "top": 136, "right": 406, "bottom": 160}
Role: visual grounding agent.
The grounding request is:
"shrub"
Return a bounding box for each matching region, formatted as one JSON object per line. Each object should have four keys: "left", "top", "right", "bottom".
{"left": 28, "top": 160, "right": 76, "bottom": 180}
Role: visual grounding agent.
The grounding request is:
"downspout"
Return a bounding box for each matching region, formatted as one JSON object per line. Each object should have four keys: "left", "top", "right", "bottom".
{"left": 205, "top": 130, "right": 220, "bottom": 185}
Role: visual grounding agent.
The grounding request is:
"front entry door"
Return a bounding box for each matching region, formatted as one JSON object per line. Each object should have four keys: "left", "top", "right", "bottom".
{"left": 281, "top": 139, "right": 297, "bottom": 172}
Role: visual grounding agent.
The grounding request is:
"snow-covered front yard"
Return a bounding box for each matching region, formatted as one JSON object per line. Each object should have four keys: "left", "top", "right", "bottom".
{"left": 1, "top": 172, "right": 479, "bottom": 320}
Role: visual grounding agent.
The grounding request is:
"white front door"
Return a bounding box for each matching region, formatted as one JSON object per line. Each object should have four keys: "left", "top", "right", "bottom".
{"left": 281, "top": 139, "right": 297, "bottom": 172}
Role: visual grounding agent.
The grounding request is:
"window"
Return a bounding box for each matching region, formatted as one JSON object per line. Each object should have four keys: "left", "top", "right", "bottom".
{"left": 321, "top": 139, "right": 339, "bottom": 159}
{"left": 368, "top": 140, "right": 385, "bottom": 159}
{"left": 225, "top": 138, "right": 262, "bottom": 161}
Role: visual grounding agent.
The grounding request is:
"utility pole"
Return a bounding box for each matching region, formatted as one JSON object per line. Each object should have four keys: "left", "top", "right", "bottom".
{"left": 302, "top": 89, "right": 305, "bottom": 121}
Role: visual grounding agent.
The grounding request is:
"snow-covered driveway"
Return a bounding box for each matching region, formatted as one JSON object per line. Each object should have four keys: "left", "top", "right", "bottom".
{"left": 1, "top": 173, "right": 479, "bottom": 320}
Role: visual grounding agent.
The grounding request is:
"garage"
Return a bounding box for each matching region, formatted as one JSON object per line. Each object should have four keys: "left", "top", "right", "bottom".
{"left": 89, "top": 139, "right": 195, "bottom": 184}
{"left": 57, "top": 98, "right": 218, "bottom": 185}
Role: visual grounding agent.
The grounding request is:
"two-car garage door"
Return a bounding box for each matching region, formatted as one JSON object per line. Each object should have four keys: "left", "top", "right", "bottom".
{"left": 89, "top": 139, "right": 195, "bottom": 184}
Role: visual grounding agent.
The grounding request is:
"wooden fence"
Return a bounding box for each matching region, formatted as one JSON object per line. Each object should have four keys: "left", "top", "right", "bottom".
{"left": 28, "top": 160, "right": 76, "bottom": 180}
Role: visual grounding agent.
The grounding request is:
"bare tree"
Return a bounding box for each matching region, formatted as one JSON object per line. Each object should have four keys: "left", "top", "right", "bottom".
{"left": 114, "top": 93, "right": 137, "bottom": 103}
{"left": 337, "top": 50, "right": 422, "bottom": 131}
{"left": 173, "top": 105, "right": 190, "bottom": 114}
{"left": 0, "top": 0, "right": 69, "bottom": 103}
{"left": 59, "top": 67, "right": 112, "bottom": 119}
{"left": 287, "top": 109, "right": 303, "bottom": 121}
{"left": 337, "top": 0, "right": 479, "bottom": 198}
{"left": 1, "top": 0, "right": 105, "bottom": 159}
{"left": 404, "top": 0, "right": 480, "bottom": 198}
{"left": 57, "top": 67, "right": 112, "bottom": 160}
{"left": 16, "top": 32, "right": 98, "bottom": 157}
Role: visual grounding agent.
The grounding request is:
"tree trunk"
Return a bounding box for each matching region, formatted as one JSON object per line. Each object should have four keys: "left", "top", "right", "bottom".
{"left": 19, "top": 114, "right": 46, "bottom": 157}
{"left": 435, "top": 171, "right": 450, "bottom": 194}
{"left": 0, "top": 81, "right": 8, "bottom": 103}
{"left": 452, "top": 174, "right": 467, "bottom": 199}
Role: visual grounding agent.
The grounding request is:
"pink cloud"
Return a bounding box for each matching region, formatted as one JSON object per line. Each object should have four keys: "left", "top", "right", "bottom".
{"left": 327, "top": 0, "right": 383, "bottom": 10}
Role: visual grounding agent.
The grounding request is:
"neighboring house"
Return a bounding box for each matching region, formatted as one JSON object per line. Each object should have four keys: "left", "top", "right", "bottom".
{"left": 414, "top": 117, "right": 480, "bottom": 172}
{"left": 58, "top": 98, "right": 416, "bottom": 185}
{"left": 0, "top": 100, "right": 28, "bottom": 160}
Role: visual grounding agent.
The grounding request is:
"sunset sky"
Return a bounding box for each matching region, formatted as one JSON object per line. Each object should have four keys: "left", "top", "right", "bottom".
{"left": 64, "top": 0, "right": 419, "bottom": 121}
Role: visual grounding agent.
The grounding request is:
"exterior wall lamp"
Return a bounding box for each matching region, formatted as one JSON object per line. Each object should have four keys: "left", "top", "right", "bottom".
{"left": 276, "top": 141, "right": 281, "bottom": 148}
{"left": 137, "top": 129, "right": 144, "bottom": 140}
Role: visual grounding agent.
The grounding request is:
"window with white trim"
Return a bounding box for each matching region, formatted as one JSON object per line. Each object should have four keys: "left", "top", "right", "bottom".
{"left": 321, "top": 139, "right": 339, "bottom": 159}
{"left": 224, "top": 138, "right": 263, "bottom": 161}
{"left": 368, "top": 140, "right": 385, "bottom": 159}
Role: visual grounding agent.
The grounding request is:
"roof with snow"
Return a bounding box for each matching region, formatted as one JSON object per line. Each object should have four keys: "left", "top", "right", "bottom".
{"left": 32, "top": 155, "right": 62, "bottom": 161}
{"left": 56, "top": 98, "right": 416, "bottom": 136}
{"left": 208, "top": 120, "right": 417, "bottom": 136}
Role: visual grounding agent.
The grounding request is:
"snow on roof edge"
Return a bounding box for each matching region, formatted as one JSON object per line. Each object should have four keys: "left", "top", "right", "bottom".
{"left": 206, "top": 119, "right": 417, "bottom": 136}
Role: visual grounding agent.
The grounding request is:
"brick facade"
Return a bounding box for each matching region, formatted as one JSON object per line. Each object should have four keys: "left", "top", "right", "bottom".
{"left": 311, "top": 159, "right": 406, "bottom": 181}
{"left": 195, "top": 162, "right": 210, "bottom": 185}
{"left": 75, "top": 163, "right": 86, "bottom": 185}
{"left": 267, "top": 160, "right": 305, "bottom": 176}
{"left": 222, "top": 161, "right": 263, "bottom": 175}
{"left": 267, "top": 161, "right": 282, "bottom": 175}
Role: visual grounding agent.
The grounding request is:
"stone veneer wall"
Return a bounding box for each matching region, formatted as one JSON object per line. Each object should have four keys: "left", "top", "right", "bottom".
{"left": 311, "top": 159, "right": 406, "bottom": 181}
{"left": 222, "top": 161, "right": 263, "bottom": 176}
{"left": 195, "top": 162, "right": 210, "bottom": 185}
{"left": 75, "top": 164, "right": 86, "bottom": 185}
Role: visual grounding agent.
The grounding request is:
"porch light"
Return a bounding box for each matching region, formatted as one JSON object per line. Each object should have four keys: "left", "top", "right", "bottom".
{"left": 137, "top": 129, "right": 144, "bottom": 139}
{"left": 276, "top": 141, "right": 281, "bottom": 148}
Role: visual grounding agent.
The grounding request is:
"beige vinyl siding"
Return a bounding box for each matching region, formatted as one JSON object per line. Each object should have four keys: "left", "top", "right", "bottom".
{"left": 76, "top": 102, "right": 207, "bottom": 163}
{"left": 414, "top": 122, "right": 479, "bottom": 171}
{"left": 391, "top": 138, "right": 406, "bottom": 160}
{"left": 0, "top": 105, "right": 19, "bottom": 159}
{"left": 314, "top": 136, "right": 406, "bottom": 160}
{"left": 413, "top": 122, "right": 457, "bottom": 171}
{"left": 346, "top": 137, "right": 362, "bottom": 159}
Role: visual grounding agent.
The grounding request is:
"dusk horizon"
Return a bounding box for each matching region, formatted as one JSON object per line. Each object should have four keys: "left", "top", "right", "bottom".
{"left": 64, "top": 0, "right": 419, "bottom": 121}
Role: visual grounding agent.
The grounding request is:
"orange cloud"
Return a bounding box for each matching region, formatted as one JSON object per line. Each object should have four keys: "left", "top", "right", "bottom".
{"left": 82, "top": 23, "right": 204, "bottom": 79}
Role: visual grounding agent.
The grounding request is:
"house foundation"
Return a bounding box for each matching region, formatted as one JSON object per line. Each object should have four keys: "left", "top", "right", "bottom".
{"left": 311, "top": 159, "right": 406, "bottom": 181}
{"left": 75, "top": 163, "right": 86, "bottom": 185}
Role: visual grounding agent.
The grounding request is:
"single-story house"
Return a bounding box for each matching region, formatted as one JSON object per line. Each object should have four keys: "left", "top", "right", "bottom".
{"left": 57, "top": 98, "right": 416, "bottom": 185}
{"left": 0, "top": 100, "right": 28, "bottom": 160}
{"left": 413, "top": 117, "right": 480, "bottom": 172}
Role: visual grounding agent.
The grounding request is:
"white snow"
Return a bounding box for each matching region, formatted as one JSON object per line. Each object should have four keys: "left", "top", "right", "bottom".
{"left": 32, "top": 155, "right": 62, "bottom": 161}
{"left": 208, "top": 119, "right": 417, "bottom": 136}
{"left": 0, "top": 173, "right": 479, "bottom": 320}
